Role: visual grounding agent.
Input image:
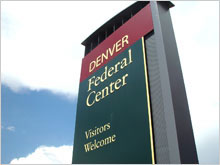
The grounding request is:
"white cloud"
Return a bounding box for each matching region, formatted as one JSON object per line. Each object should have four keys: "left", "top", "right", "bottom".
{"left": 170, "top": 1, "right": 219, "bottom": 163}
{"left": 171, "top": 0, "right": 219, "bottom": 136}
{"left": 10, "top": 145, "right": 73, "bottom": 164}
{"left": 1, "top": 125, "right": 16, "bottom": 131}
{"left": 2, "top": 1, "right": 219, "bottom": 163}
{"left": 6, "top": 126, "right": 15, "bottom": 132}
{"left": 1, "top": 1, "right": 134, "bottom": 97}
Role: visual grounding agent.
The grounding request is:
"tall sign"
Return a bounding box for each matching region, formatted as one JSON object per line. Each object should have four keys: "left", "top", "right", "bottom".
{"left": 73, "top": 2, "right": 198, "bottom": 164}
{"left": 73, "top": 5, "right": 154, "bottom": 163}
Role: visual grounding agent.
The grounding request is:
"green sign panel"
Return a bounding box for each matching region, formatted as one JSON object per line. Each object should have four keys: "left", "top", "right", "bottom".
{"left": 73, "top": 38, "right": 154, "bottom": 163}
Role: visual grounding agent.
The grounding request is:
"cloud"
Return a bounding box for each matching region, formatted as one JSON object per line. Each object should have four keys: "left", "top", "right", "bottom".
{"left": 171, "top": 1, "right": 219, "bottom": 135}
{"left": 10, "top": 145, "right": 73, "bottom": 164}
{"left": 6, "top": 126, "right": 15, "bottom": 132}
{"left": 1, "top": 1, "right": 134, "bottom": 97}
{"left": 1, "top": 125, "right": 16, "bottom": 132}
{"left": 2, "top": 1, "right": 219, "bottom": 163}
{"left": 196, "top": 127, "right": 219, "bottom": 164}
{"left": 170, "top": 2, "right": 219, "bottom": 163}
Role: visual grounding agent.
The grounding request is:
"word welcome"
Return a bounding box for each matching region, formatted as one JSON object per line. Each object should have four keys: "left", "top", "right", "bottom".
{"left": 84, "top": 122, "right": 116, "bottom": 152}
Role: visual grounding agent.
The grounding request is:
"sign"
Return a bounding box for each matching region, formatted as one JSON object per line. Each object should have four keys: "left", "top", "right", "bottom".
{"left": 73, "top": 4, "right": 155, "bottom": 164}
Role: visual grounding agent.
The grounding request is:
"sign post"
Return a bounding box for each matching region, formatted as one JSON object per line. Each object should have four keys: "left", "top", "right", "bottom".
{"left": 73, "top": 38, "right": 154, "bottom": 164}
{"left": 72, "top": 1, "right": 198, "bottom": 164}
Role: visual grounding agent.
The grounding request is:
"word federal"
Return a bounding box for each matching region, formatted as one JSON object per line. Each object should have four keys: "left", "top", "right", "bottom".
{"left": 86, "top": 48, "right": 133, "bottom": 107}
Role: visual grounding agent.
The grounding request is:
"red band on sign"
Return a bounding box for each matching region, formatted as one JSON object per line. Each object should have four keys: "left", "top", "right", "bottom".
{"left": 80, "top": 4, "right": 153, "bottom": 82}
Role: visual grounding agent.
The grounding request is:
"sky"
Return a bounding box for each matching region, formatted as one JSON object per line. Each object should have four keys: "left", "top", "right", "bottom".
{"left": 1, "top": 1, "right": 219, "bottom": 164}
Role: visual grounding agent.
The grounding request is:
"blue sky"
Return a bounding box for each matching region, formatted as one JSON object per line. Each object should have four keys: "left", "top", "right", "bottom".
{"left": 1, "top": 1, "right": 219, "bottom": 164}
{"left": 1, "top": 85, "right": 76, "bottom": 163}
